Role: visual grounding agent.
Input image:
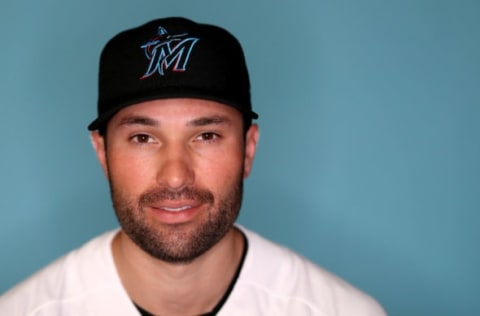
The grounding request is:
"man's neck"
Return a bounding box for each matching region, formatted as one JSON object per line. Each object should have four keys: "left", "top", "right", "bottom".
{"left": 111, "top": 227, "right": 245, "bottom": 316}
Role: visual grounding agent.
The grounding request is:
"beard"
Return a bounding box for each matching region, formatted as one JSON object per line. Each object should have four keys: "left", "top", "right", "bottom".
{"left": 108, "top": 174, "right": 244, "bottom": 264}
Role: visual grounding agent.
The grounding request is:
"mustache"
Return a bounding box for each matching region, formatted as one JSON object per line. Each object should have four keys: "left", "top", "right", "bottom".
{"left": 139, "top": 186, "right": 214, "bottom": 205}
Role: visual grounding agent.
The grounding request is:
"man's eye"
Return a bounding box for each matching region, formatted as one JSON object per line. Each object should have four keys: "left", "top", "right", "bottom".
{"left": 197, "top": 132, "right": 219, "bottom": 142}
{"left": 131, "top": 134, "right": 154, "bottom": 144}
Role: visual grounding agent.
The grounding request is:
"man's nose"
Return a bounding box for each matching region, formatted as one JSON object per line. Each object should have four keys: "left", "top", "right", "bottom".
{"left": 155, "top": 143, "right": 195, "bottom": 190}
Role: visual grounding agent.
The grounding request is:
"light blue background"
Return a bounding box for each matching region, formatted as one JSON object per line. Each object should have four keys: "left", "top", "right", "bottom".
{"left": 1, "top": 1, "right": 479, "bottom": 315}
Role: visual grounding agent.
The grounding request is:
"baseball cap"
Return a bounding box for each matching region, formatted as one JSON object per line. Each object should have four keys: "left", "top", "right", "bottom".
{"left": 88, "top": 17, "right": 258, "bottom": 131}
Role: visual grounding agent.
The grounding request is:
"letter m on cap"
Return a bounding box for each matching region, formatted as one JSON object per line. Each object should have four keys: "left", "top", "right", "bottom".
{"left": 141, "top": 37, "right": 199, "bottom": 79}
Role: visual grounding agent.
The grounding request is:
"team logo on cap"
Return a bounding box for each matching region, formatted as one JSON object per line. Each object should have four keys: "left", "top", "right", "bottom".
{"left": 140, "top": 26, "right": 199, "bottom": 79}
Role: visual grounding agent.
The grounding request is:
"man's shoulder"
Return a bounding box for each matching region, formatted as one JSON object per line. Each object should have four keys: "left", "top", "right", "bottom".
{"left": 233, "top": 226, "right": 386, "bottom": 316}
{"left": 0, "top": 230, "right": 125, "bottom": 315}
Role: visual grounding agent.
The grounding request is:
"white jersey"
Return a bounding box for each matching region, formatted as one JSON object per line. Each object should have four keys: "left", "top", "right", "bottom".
{"left": 0, "top": 226, "right": 386, "bottom": 316}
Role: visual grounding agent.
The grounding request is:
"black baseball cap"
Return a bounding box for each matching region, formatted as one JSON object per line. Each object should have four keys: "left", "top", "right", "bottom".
{"left": 88, "top": 17, "right": 258, "bottom": 131}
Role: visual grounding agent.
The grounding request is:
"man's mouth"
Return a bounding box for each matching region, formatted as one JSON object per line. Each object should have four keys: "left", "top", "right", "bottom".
{"left": 160, "top": 205, "right": 193, "bottom": 212}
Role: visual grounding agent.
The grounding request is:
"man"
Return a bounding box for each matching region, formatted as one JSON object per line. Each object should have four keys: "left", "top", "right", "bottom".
{"left": 0, "top": 17, "right": 386, "bottom": 315}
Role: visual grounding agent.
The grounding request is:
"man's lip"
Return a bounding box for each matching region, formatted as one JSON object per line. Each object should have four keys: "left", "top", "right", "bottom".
{"left": 146, "top": 201, "right": 205, "bottom": 224}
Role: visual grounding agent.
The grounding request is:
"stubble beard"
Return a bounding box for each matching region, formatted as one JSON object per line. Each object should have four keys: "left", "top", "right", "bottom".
{"left": 109, "top": 175, "right": 244, "bottom": 264}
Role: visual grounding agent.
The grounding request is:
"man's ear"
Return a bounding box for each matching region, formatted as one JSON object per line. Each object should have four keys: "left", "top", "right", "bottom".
{"left": 90, "top": 131, "right": 109, "bottom": 179}
{"left": 243, "top": 124, "right": 259, "bottom": 178}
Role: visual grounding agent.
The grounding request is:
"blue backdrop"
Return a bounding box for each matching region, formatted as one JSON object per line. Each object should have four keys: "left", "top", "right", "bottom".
{"left": 1, "top": 1, "right": 479, "bottom": 315}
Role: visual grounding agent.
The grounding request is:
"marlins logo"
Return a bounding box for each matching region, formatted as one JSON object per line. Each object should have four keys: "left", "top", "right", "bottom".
{"left": 140, "top": 26, "right": 199, "bottom": 79}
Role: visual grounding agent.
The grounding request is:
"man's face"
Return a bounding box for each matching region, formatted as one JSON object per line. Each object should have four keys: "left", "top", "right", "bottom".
{"left": 91, "top": 98, "right": 258, "bottom": 263}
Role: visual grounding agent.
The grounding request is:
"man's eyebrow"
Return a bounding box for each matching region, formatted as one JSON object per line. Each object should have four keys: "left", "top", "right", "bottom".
{"left": 187, "top": 115, "right": 232, "bottom": 127}
{"left": 117, "top": 116, "right": 159, "bottom": 127}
